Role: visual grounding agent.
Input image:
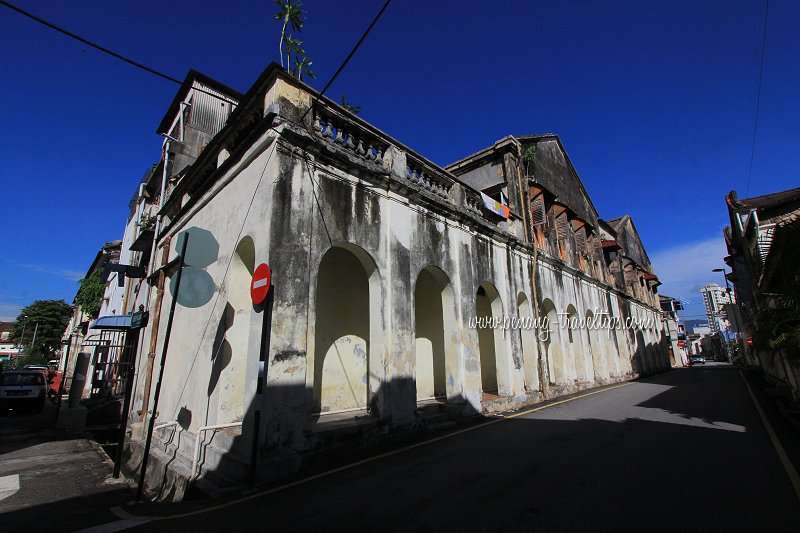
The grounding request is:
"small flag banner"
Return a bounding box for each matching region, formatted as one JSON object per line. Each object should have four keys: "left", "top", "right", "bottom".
{"left": 480, "top": 192, "right": 510, "bottom": 219}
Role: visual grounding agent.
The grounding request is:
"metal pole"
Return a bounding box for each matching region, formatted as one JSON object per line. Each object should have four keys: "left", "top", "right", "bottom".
{"left": 718, "top": 268, "right": 744, "bottom": 362}
{"left": 30, "top": 321, "right": 39, "bottom": 357}
{"left": 55, "top": 333, "right": 73, "bottom": 417}
{"left": 249, "top": 410, "right": 261, "bottom": 489}
{"left": 114, "top": 329, "right": 139, "bottom": 478}
{"left": 19, "top": 318, "right": 27, "bottom": 357}
{"left": 137, "top": 234, "right": 188, "bottom": 502}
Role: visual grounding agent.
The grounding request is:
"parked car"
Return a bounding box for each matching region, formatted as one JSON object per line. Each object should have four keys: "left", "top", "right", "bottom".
{"left": 0, "top": 370, "right": 48, "bottom": 412}
{"left": 690, "top": 355, "right": 706, "bottom": 365}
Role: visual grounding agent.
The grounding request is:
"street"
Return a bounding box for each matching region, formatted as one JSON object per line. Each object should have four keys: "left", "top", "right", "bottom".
{"left": 115, "top": 364, "right": 800, "bottom": 532}
{"left": 0, "top": 400, "right": 133, "bottom": 531}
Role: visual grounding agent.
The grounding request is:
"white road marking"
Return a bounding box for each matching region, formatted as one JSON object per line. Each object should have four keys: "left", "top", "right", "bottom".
{"left": 0, "top": 474, "right": 20, "bottom": 502}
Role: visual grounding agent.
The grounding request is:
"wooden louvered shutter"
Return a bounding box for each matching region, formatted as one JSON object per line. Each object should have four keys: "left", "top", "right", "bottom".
{"left": 556, "top": 213, "right": 568, "bottom": 243}
{"left": 574, "top": 226, "right": 586, "bottom": 255}
{"left": 531, "top": 195, "right": 545, "bottom": 227}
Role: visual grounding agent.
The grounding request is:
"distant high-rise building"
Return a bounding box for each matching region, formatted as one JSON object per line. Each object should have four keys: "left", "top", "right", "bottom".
{"left": 700, "top": 283, "right": 731, "bottom": 333}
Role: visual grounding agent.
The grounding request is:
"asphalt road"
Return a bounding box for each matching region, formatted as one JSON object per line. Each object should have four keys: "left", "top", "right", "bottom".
{"left": 122, "top": 363, "right": 800, "bottom": 532}
{"left": 0, "top": 400, "right": 133, "bottom": 531}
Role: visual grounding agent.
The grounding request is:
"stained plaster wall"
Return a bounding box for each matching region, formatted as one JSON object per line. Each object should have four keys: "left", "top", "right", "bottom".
{"left": 127, "top": 70, "right": 670, "bottom": 487}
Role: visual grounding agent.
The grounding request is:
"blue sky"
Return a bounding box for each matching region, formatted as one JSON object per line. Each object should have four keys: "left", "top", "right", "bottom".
{"left": 1, "top": 0, "right": 798, "bottom": 321}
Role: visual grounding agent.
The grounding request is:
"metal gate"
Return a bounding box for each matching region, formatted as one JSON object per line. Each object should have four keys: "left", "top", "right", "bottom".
{"left": 80, "top": 329, "right": 138, "bottom": 399}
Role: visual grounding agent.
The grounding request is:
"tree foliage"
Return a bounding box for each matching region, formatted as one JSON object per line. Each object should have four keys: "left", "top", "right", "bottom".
{"left": 340, "top": 95, "right": 362, "bottom": 115}
{"left": 11, "top": 300, "right": 72, "bottom": 364}
{"left": 755, "top": 221, "right": 800, "bottom": 362}
{"left": 275, "top": 0, "right": 316, "bottom": 81}
{"left": 75, "top": 267, "right": 104, "bottom": 319}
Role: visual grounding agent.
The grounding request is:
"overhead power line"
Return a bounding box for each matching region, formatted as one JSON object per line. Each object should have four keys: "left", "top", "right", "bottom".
{"left": 301, "top": 0, "right": 392, "bottom": 123}
{"left": 0, "top": 0, "right": 240, "bottom": 109}
{"left": 0, "top": 0, "right": 182, "bottom": 85}
{"left": 745, "top": 0, "right": 770, "bottom": 197}
{"left": 318, "top": 0, "right": 392, "bottom": 99}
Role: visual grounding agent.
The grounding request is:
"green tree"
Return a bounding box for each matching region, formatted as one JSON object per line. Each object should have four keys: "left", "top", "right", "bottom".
{"left": 340, "top": 95, "right": 361, "bottom": 115}
{"left": 275, "top": 0, "right": 316, "bottom": 82}
{"left": 275, "top": 0, "right": 305, "bottom": 68}
{"left": 11, "top": 300, "right": 72, "bottom": 364}
{"left": 292, "top": 55, "right": 316, "bottom": 81}
{"left": 75, "top": 267, "right": 104, "bottom": 319}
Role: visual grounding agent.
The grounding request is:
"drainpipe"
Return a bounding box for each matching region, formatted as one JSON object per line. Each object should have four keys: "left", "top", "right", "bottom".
{"left": 137, "top": 234, "right": 188, "bottom": 502}
{"left": 139, "top": 140, "right": 172, "bottom": 422}
{"left": 139, "top": 239, "right": 170, "bottom": 423}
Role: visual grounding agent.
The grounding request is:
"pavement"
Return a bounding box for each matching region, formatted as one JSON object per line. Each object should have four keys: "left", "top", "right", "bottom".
{"left": 2, "top": 364, "right": 800, "bottom": 532}
{"left": 0, "top": 400, "right": 135, "bottom": 532}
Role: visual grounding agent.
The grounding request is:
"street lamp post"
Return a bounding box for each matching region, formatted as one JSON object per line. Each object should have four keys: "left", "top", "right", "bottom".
{"left": 30, "top": 320, "right": 39, "bottom": 357}
{"left": 18, "top": 315, "right": 28, "bottom": 355}
{"left": 712, "top": 267, "right": 743, "bottom": 362}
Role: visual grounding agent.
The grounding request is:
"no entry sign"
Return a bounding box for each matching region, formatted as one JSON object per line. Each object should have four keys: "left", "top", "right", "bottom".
{"left": 251, "top": 263, "right": 271, "bottom": 305}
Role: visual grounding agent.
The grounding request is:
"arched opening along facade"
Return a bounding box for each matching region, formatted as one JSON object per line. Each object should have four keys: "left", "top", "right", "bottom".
{"left": 213, "top": 236, "right": 255, "bottom": 424}
{"left": 586, "top": 310, "right": 605, "bottom": 382}
{"left": 605, "top": 301, "right": 621, "bottom": 378}
{"left": 566, "top": 304, "right": 588, "bottom": 382}
{"left": 541, "top": 299, "right": 563, "bottom": 385}
{"left": 517, "top": 293, "right": 539, "bottom": 393}
{"left": 312, "top": 244, "right": 381, "bottom": 414}
{"left": 635, "top": 329, "right": 648, "bottom": 375}
{"left": 475, "top": 282, "right": 507, "bottom": 396}
{"left": 414, "top": 266, "right": 458, "bottom": 402}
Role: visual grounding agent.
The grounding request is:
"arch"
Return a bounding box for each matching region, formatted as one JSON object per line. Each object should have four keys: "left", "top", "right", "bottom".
{"left": 475, "top": 282, "right": 507, "bottom": 395}
{"left": 312, "top": 243, "right": 381, "bottom": 413}
{"left": 540, "top": 298, "right": 563, "bottom": 385}
{"left": 604, "top": 301, "right": 621, "bottom": 378}
{"left": 213, "top": 236, "right": 255, "bottom": 424}
{"left": 566, "top": 304, "right": 588, "bottom": 382}
{"left": 586, "top": 310, "right": 606, "bottom": 382}
{"left": 414, "top": 266, "right": 458, "bottom": 402}
{"left": 517, "top": 292, "right": 539, "bottom": 392}
{"left": 635, "top": 329, "right": 647, "bottom": 375}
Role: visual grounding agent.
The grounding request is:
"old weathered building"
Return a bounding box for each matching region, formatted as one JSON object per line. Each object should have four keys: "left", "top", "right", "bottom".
{"left": 89, "top": 64, "right": 670, "bottom": 497}
{"left": 725, "top": 186, "right": 800, "bottom": 403}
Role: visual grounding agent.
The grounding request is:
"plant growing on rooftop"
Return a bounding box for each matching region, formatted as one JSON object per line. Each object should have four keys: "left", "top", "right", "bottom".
{"left": 340, "top": 95, "right": 362, "bottom": 115}
{"left": 138, "top": 212, "right": 155, "bottom": 230}
{"left": 275, "top": 0, "right": 305, "bottom": 69}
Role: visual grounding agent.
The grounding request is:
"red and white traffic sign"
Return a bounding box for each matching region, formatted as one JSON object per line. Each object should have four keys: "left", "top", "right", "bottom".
{"left": 251, "top": 263, "right": 271, "bottom": 305}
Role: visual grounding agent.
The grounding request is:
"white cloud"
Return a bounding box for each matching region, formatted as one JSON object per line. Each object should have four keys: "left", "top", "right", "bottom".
{"left": 650, "top": 236, "right": 728, "bottom": 316}
{"left": 4, "top": 260, "right": 84, "bottom": 282}
{"left": 0, "top": 302, "right": 23, "bottom": 322}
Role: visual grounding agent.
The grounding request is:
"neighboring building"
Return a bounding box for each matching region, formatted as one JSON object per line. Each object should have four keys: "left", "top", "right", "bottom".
{"left": 700, "top": 283, "right": 731, "bottom": 334}
{"left": 60, "top": 240, "right": 123, "bottom": 392}
{"left": 0, "top": 321, "right": 20, "bottom": 365}
{"left": 683, "top": 319, "right": 710, "bottom": 335}
{"left": 659, "top": 295, "right": 687, "bottom": 367}
{"left": 95, "top": 65, "right": 670, "bottom": 499}
{"left": 725, "top": 186, "right": 800, "bottom": 402}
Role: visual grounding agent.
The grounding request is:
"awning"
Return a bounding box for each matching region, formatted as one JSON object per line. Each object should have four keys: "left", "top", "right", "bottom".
{"left": 130, "top": 229, "right": 155, "bottom": 252}
{"left": 88, "top": 315, "right": 132, "bottom": 331}
{"left": 601, "top": 239, "right": 621, "bottom": 250}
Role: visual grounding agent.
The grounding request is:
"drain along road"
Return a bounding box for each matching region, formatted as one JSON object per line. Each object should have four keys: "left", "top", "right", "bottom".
{"left": 126, "top": 364, "right": 800, "bottom": 532}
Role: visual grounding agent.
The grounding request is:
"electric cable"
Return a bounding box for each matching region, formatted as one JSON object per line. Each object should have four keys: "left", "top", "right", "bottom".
{"left": 0, "top": 0, "right": 239, "bottom": 107}
{"left": 745, "top": 0, "right": 770, "bottom": 197}
{"left": 300, "top": 0, "right": 392, "bottom": 124}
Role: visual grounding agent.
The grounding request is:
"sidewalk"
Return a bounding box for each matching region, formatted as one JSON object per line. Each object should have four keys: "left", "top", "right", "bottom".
{"left": 0, "top": 401, "right": 135, "bottom": 531}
